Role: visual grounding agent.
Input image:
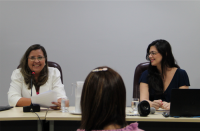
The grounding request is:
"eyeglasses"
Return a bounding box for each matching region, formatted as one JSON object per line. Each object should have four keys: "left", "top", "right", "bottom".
{"left": 28, "top": 56, "right": 45, "bottom": 61}
{"left": 148, "top": 51, "right": 158, "bottom": 56}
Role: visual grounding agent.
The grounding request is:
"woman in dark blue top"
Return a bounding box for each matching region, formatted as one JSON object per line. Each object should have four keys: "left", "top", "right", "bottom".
{"left": 139, "top": 39, "right": 190, "bottom": 110}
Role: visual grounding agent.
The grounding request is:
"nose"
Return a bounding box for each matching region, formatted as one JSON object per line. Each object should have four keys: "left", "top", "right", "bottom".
{"left": 34, "top": 58, "right": 40, "bottom": 62}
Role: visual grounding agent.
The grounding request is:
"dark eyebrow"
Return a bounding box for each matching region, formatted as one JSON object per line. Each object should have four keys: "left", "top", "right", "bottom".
{"left": 29, "top": 55, "right": 44, "bottom": 57}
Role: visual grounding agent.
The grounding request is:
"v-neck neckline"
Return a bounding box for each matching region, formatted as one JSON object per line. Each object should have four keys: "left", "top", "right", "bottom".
{"left": 163, "top": 68, "right": 178, "bottom": 93}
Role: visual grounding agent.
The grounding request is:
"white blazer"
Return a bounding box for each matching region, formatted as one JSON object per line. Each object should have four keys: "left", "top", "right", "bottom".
{"left": 8, "top": 67, "right": 67, "bottom": 106}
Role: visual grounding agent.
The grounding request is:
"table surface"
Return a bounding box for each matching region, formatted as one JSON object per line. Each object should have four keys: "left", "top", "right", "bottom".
{"left": 46, "top": 107, "right": 81, "bottom": 121}
{"left": 45, "top": 107, "right": 200, "bottom": 122}
{"left": 1, "top": 107, "right": 200, "bottom": 122}
{"left": 0, "top": 107, "right": 47, "bottom": 121}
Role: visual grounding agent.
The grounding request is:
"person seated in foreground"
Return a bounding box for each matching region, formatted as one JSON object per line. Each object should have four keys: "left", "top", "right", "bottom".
{"left": 139, "top": 39, "right": 190, "bottom": 110}
{"left": 77, "top": 66, "right": 143, "bottom": 131}
{"left": 8, "top": 44, "right": 69, "bottom": 110}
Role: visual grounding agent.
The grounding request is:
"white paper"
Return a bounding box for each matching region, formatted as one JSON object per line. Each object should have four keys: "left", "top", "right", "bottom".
{"left": 31, "top": 90, "right": 57, "bottom": 108}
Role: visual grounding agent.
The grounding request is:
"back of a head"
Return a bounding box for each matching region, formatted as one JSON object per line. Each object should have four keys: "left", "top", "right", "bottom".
{"left": 80, "top": 66, "right": 126, "bottom": 130}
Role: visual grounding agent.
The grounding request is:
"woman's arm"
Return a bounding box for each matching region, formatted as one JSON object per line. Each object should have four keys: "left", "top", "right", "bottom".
{"left": 51, "top": 68, "right": 68, "bottom": 99}
{"left": 140, "top": 82, "right": 162, "bottom": 110}
{"left": 140, "top": 83, "right": 150, "bottom": 101}
{"left": 179, "top": 86, "right": 189, "bottom": 89}
{"left": 50, "top": 68, "right": 69, "bottom": 109}
{"left": 16, "top": 98, "right": 31, "bottom": 107}
{"left": 8, "top": 69, "right": 27, "bottom": 107}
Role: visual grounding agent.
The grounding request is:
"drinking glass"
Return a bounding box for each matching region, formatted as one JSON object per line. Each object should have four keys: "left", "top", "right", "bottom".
{"left": 60, "top": 98, "right": 69, "bottom": 113}
{"left": 131, "top": 98, "right": 139, "bottom": 114}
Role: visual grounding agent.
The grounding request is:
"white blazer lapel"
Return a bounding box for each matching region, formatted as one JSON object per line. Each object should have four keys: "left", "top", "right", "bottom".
{"left": 28, "top": 85, "right": 37, "bottom": 96}
{"left": 39, "top": 83, "right": 49, "bottom": 94}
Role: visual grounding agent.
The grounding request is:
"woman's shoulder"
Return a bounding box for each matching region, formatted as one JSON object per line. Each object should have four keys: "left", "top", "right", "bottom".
{"left": 121, "top": 123, "right": 143, "bottom": 131}
{"left": 174, "top": 68, "right": 190, "bottom": 86}
{"left": 139, "top": 70, "right": 149, "bottom": 83}
{"left": 77, "top": 123, "right": 143, "bottom": 131}
{"left": 141, "top": 70, "right": 148, "bottom": 77}
{"left": 176, "top": 68, "right": 188, "bottom": 75}
{"left": 11, "top": 68, "right": 23, "bottom": 79}
{"left": 142, "top": 70, "right": 148, "bottom": 74}
{"left": 48, "top": 67, "right": 61, "bottom": 76}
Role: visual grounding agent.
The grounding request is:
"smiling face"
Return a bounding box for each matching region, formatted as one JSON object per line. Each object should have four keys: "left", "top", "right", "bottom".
{"left": 28, "top": 49, "right": 46, "bottom": 75}
{"left": 148, "top": 46, "right": 162, "bottom": 67}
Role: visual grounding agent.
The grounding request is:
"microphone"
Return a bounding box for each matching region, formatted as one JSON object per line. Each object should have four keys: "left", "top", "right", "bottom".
{"left": 138, "top": 100, "right": 150, "bottom": 116}
{"left": 23, "top": 71, "right": 40, "bottom": 112}
{"left": 150, "top": 107, "right": 156, "bottom": 114}
{"left": 30, "top": 71, "right": 35, "bottom": 97}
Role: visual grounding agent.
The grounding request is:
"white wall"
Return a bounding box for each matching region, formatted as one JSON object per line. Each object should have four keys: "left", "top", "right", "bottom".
{"left": 0, "top": 0, "right": 200, "bottom": 106}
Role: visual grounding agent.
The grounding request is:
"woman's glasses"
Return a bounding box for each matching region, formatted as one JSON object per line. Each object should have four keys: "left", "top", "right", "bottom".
{"left": 148, "top": 51, "right": 158, "bottom": 56}
{"left": 28, "top": 56, "right": 45, "bottom": 61}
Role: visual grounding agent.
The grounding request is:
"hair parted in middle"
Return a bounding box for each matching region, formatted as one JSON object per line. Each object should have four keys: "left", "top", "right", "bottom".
{"left": 80, "top": 66, "right": 127, "bottom": 130}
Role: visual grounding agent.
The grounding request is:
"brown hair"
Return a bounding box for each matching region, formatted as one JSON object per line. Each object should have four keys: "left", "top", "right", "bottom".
{"left": 19, "top": 44, "right": 48, "bottom": 89}
{"left": 80, "top": 66, "right": 126, "bottom": 130}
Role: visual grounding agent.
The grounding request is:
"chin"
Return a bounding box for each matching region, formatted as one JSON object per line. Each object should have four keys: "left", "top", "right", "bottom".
{"left": 32, "top": 69, "right": 42, "bottom": 73}
{"left": 151, "top": 63, "right": 157, "bottom": 67}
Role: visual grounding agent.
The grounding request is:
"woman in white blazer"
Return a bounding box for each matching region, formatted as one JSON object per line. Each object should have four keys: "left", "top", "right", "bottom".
{"left": 8, "top": 44, "right": 68, "bottom": 110}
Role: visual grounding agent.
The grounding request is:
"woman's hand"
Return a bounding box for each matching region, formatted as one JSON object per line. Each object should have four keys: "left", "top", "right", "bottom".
{"left": 150, "top": 100, "right": 162, "bottom": 110}
{"left": 50, "top": 98, "right": 69, "bottom": 110}
{"left": 161, "top": 102, "right": 170, "bottom": 110}
{"left": 50, "top": 101, "right": 61, "bottom": 110}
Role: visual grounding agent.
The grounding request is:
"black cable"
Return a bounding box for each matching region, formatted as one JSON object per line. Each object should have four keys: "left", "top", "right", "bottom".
{"left": 46, "top": 108, "right": 49, "bottom": 114}
{"left": 31, "top": 110, "right": 42, "bottom": 126}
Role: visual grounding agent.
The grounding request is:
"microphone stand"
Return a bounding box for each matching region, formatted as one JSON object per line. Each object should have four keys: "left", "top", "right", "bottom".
{"left": 23, "top": 71, "right": 40, "bottom": 112}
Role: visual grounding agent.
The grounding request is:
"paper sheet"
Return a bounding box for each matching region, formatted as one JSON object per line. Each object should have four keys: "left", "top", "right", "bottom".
{"left": 31, "top": 90, "right": 57, "bottom": 108}
{"left": 157, "top": 108, "right": 168, "bottom": 111}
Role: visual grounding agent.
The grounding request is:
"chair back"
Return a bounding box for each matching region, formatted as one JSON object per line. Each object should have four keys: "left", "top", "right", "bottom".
{"left": 17, "top": 61, "right": 63, "bottom": 84}
{"left": 133, "top": 62, "right": 149, "bottom": 99}
{"left": 48, "top": 61, "right": 63, "bottom": 84}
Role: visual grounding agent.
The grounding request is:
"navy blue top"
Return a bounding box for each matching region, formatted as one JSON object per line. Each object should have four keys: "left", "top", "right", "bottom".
{"left": 139, "top": 68, "right": 190, "bottom": 102}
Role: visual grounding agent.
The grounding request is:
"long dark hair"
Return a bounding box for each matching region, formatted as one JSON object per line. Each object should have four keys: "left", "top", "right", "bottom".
{"left": 80, "top": 66, "right": 126, "bottom": 131}
{"left": 146, "top": 39, "right": 179, "bottom": 94}
{"left": 19, "top": 44, "right": 48, "bottom": 89}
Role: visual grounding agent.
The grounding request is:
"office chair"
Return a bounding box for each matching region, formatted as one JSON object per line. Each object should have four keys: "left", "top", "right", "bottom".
{"left": 48, "top": 61, "right": 63, "bottom": 84}
{"left": 133, "top": 62, "right": 149, "bottom": 99}
{"left": 17, "top": 61, "right": 63, "bottom": 84}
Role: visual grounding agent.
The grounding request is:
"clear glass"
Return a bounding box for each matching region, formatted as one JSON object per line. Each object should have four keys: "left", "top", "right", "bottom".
{"left": 60, "top": 98, "right": 69, "bottom": 113}
{"left": 131, "top": 98, "right": 139, "bottom": 114}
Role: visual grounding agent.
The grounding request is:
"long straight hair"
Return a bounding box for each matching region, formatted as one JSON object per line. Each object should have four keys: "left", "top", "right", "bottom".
{"left": 146, "top": 40, "right": 179, "bottom": 94}
{"left": 80, "top": 66, "right": 127, "bottom": 131}
{"left": 19, "top": 44, "right": 48, "bottom": 89}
